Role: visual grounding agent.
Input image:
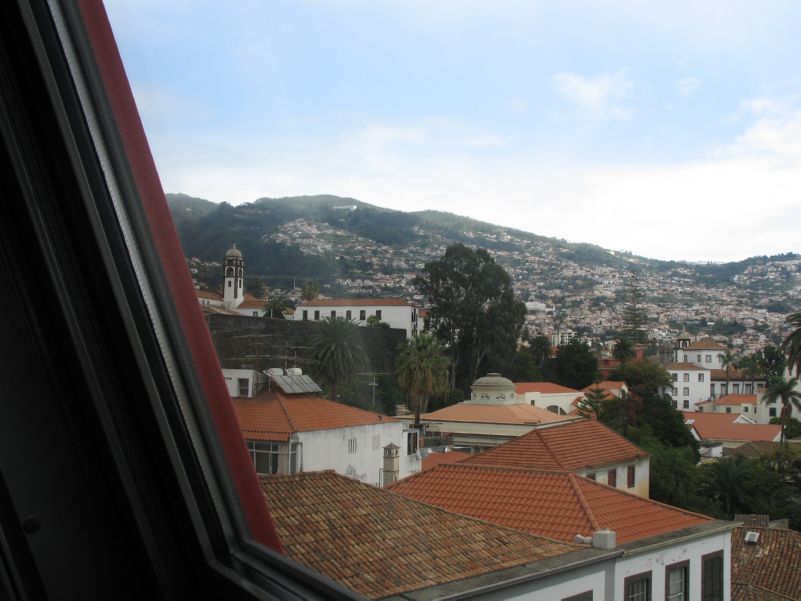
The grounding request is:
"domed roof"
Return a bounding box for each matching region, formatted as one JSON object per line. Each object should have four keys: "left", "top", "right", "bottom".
{"left": 471, "top": 373, "right": 514, "bottom": 389}
{"left": 225, "top": 243, "right": 242, "bottom": 258}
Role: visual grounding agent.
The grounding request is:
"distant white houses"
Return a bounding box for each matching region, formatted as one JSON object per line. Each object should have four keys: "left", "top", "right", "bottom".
{"left": 293, "top": 297, "right": 418, "bottom": 338}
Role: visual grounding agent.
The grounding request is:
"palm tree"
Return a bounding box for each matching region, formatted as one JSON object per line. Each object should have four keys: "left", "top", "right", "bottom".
{"left": 396, "top": 333, "right": 450, "bottom": 428}
{"left": 737, "top": 354, "right": 759, "bottom": 395}
{"left": 762, "top": 377, "right": 801, "bottom": 443}
{"left": 783, "top": 310, "right": 801, "bottom": 376}
{"left": 262, "top": 295, "right": 294, "bottom": 319}
{"left": 300, "top": 280, "right": 320, "bottom": 302}
{"left": 307, "top": 318, "right": 366, "bottom": 402}
{"left": 719, "top": 350, "right": 737, "bottom": 395}
{"left": 612, "top": 337, "right": 634, "bottom": 363}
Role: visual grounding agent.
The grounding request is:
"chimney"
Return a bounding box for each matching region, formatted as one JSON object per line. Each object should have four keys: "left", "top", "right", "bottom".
{"left": 592, "top": 529, "right": 616, "bottom": 550}
{"left": 382, "top": 443, "right": 400, "bottom": 486}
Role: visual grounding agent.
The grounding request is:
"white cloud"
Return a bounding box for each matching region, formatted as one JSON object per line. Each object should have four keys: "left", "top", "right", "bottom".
{"left": 675, "top": 77, "right": 701, "bottom": 97}
{"left": 552, "top": 71, "right": 633, "bottom": 120}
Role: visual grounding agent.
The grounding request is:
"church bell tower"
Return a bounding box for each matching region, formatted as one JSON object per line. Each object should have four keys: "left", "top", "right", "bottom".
{"left": 223, "top": 243, "right": 244, "bottom": 308}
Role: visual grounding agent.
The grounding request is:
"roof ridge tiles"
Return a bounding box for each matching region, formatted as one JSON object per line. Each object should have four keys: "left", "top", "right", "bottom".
{"left": 567, "top": 473, "right": 600, "bottom": 532}
{"left": 274, "top": 391, "right": 298, "bottom": 432}
{"left": 535, "top": 429, "right": 568, "bottom": 470}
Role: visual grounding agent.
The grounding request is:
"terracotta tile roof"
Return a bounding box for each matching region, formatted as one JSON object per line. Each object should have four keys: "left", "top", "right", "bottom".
{"left": 232, "top": 391, "right": 397, "bottom": 441}
{"left": 708, "top": 394, "right": 757, "bottom": 406}
{"left": 421, "top": 402, "right": 575, "bottom": 425}
{"left": 723, "top": 441, "right": 801, "bottom": 458}
{"left": 685, "top": 339, "right": 727, "bottom": 350}
{"left": 581, "top": 381, "right": 626, "bottom": 392}
{"left": 665, "top": 362, "right": 708, "bottom": 371}
{"left": 732, "top": 526, "right": 801, "bottom": 601}
{"left": 422, "top": 450, "right": 470, "bottom": 471}
{"left": 389, "top": 464, "right": 711, "bottom": 544}
{"left": 463, "top": 419, "right": 647, "bottom": 471}
{"left": 260, "top": 471, "right": 576, "bottom": 600}
{"left": 195, "top": 289, "right": 222, "bottom": 300}
{"left": 300, "top": 297, "right": 411, "bottom": 307}
{"left": 710, "top": 368, "right": 748, "bottom": 381}
{"left": 515, "top": 382, "right": 581, "bottom": 394}
{"left": 683, "top": 412, "right": 781, "bottom": 443}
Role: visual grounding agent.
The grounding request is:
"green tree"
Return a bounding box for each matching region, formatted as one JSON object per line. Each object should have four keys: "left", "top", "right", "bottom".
{"left": 762, "top": 377, "right": 801, "bottom": 443}
{"left": 246, "top": 277, "right": 268, "bottom": 299}
{"left": 414, "top": 244, "right": 525, "bottom": 390}
{"left": 612, "top": 337, "right": 635, "bottom": 363}
{"left": 306, "top": 318, "right": 366, "bottom": 402}
{"left": 263, "top": 295, "right": 295, "bottom": 319}
{"left": 635, "top": 431, "right": 707, "bottom": 511}
{"left": 508, "top": 350, "right": 541, "bottom": 382}
{"left": 300, "top": 280, "right": 320, "bottom": 302}
{"left": 760, "top": 345, "right": 787, "bottom": 380}
{"left": 769, "top": 416, "right": 801, "bottom": 441}
{"left": 550, "top": 339, "right": 597, "bottom": 390}
{"left": 737, "top": 353, "right": 761, "bottom": 394}
{"left": 782, "top": 310, "right": 801, "bottom": 376}
{"left": 620, "top": 276, "right": 649, "bottom": 344}
{"left": 577, "top": 387, "right": 607, "bottom": 418}
{"left": 395, "top": 333, "right": 450, "bottom": 428}
{"left": 527, "top": 334, "right": 552, "bottom": 370}
{"left": 365, "top": 315, "right": 390, "bottom": 328}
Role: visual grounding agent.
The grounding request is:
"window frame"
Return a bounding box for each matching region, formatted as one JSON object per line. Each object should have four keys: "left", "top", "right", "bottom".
{"left": 0, "top": 1, "right": 362, "bottom": 598}
{"left": 624, "top": 571, "right": 651, "bottom": 601}
{"left": 665, "top": 560, "right": 689, "bottom": 601}
{"left": 701, "top": 551, "right": 723, "bottom": 601}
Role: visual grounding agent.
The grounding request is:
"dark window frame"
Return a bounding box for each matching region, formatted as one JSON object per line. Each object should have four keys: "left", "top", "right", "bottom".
{"left": 562, "top": 592, "right": 593, "bottom": 601}
{"left": 665, "top": 560, "right": 689, "bottom": 601}
{"left": 701, "top": 551, "right": 723, "bottom": 601}
{"left": 624, "top": 571, "right": 651, "bottom": 601}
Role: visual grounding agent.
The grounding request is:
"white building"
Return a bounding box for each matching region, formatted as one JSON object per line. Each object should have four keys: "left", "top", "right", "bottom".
{"left": 666, "top": 362, "right": 711, "bottom": 410}
{"left": 232, "top": 371, "right": 419, "bottom": 486}
{"left": 294, "top": 297, "right": 418, "bottom": 337}
{"left": 514, "top": 381, "right": 583, "bottom": 415}
{"left": 551, "top": 329, "right": 576, "bottom": 347}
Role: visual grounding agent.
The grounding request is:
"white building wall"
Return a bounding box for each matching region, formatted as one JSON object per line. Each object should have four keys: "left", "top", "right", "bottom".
{"left": 522, "top": 391, "right": 580, "bottom": 415}
{"left": 614, "top": 530, "right": 731, "bottom": 601}
{"left": 222, "top": 368, "right": 266, "bottom": 398}
{"left": 294, "top": 303, "right": 417, "bottom": 337}
{"left": 297, "top": 421, "right": 420, "bottom": 486}
{"left": 682, "top": 350, "right": 725, "bottom": 370}
{"left": 577, "top": 456, "right": 650, "bottom": 498}
{"left": 668, "top": 367, "right": 711, "bottom": 411}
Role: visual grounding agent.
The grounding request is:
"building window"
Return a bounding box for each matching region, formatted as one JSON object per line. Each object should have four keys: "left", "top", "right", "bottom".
{"left": 672, "top": 388, "right": 678, "bottom": 397}
{"left": 346, "top": 310, "right": 352, "bottom": 320}
{"left": 347, "top": 438, "right": 357, "bottom": 454}
{"left": 683, "top": 387, "right": 689, "bottom": 396}
{"left": 607, "top": 468, "right": 617, "bottom": 487}
{"left": 625, "top": 572, "right": 651, "bottom": 601}
{"left": 671, "top": 373, "right": 678, "bottom": 382}
{"left": 770, "top": 407, "right": 777, "bottom": 417}
{"left": 683, "top": 354, "right": 689, "bottom": 362}
{"left": 562, "top": 593, "right": 592, "bottom": 601}
{"left": 359, "top": 309, "right": 366, "bottom": 320}
{"left": 721, "top": 384, "right": 728, "bottom": 395}
{"left": 376, "top": 310, "right": 382, "bottom": 320}
{"left": 227, "top": 280, "right": 232, "bottom": 287}
{"left": 289, "top": 442, "right": 300, "bottom": 475}
{"left": 725, "top": 407, "right": 731, "bottom": 413}
{"left": 744, "top": 406, "right": 749, "bottom": 412}
{"left": 683, "top": 373, "right": 689, "bottom": 382}
{"left": 331, "top": 310, "right": 336, "bottom": 318}
{"left": 666, "top": 562, "right": 689, "bottom": 601}
{"left": 697, "top": 354, "right": 702, "bottom": 362}
{"left": 698, "top": 373, "right": 704, "bottom": 382}
{"left": 586, "top": 473, "right": 595, "bottom": 481}
{"left": 672, "top": 400, "right": 678, "bottom": 409}
{"left": 702, "top": 552, "right": 723, "bottom": 601}
{"left": 372, "top": 435, "right": 380, "bottom": 450}
{"left": 706, "top": 355, "right": 712, "bottom": 363}
{"left": 733, "top": 383, "right": 740, "bottom": 393}
{"left": 302, "top": 310, "right": 308, "bottom": 321}
{"left": 627, "top": 465, "right": 635, "bottom": 488}
{"left": 248, "top": 441, "right": 280, "bottom": 475}
{"left": 237, "top": 378, "right": 249, "bottom": 397}
{"left": 314, "top": 310, "right": 320, "bottom": 320}
{"left": 407, "top": 431, "right": 419, "bottom": 455}
{"left": 683, "top": 400, "right": 689, "bottom": 409}
{"left": 745, "top": 383, "right": 752, "bottom": 394}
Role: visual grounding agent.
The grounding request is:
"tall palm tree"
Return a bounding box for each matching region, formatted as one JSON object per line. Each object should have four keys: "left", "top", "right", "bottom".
{"left": 783, "top": 310, "right": 801, "bottom": 376}
{"left": 719, "top": 350, "right": 737, "bottom": 395}
{"left": 307, "top": 318, "right": 366, "bottom": 402}
{"left": 396, "top": 333, "right": 450, "bottom": 428}
{"left": 613, "top": 337, "right": 634, "bottom": 363}
{"left": 762, "top": 377, "right": 801, "bottom": 443}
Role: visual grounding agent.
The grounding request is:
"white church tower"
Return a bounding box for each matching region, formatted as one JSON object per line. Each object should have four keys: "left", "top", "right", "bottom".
{"left": 223, "top": 243, "right": 244, "bottom": 309}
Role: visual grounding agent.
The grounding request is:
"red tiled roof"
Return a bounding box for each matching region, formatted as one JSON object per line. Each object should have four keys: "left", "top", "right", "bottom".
{"left": 665, "top": 362, "right": 708, "bottom": 371}
{"left": 683, "top": 412, "right": 781, "bottom": 443}
{"left": 708, "top": 394, "right": 757, "bottom": 406}
{"left": 389, "top": 464, "right": 711, "bottom": 544}
{"left": 233, "top": 391, "right": 397, "bottom": 441}
{"left": 515, "top": 382, "right": 581, "bottom": 394}
{"left": 195, "top": 289, "right": 222, "bottom": 300}
{"left": 422, "top": 403, "right": 574, "bottom": 425}
{"left": 422, "top": 450, "right": 470, "bottom": 471}
{"left": 732, "top": 526, "right": 801, "bottom": 601}
{"left": 300, "top": 297, "right": 411, "bottom": 307}
{"left": 581, "top": 381, "right": 626, "bottom": 392}
{"left": 260, "top": 471, "right": 576, "bottom": 600}
{"left": 710, "top": 368, "right": 748, "bottom": 381}
{"left": 685, "top": 339, "right": 727, "bottom": 350}
{"left": 463, "top": 419, "right": 647, "bottom": 471}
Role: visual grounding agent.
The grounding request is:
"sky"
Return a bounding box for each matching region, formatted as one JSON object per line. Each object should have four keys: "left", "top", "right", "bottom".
{"left": 105, "top": 1, "right": 801, "bottom": 263}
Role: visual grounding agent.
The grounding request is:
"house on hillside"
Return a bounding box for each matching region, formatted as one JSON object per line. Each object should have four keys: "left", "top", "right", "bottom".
{"left": 464, "top": 419, "right": 650, "bottom": 497}
{"left": 231, "top": 371, "right": 420, "bottom": 485}
{"left": 683, "top": 412, "right": 781, "bottom": 455}
{"left": 695, "top": 394, "right": 757, "bottom": 416}
{"left": 414, "top": 373, "right": 579, "bottom": 450}
{"left": 293, "top": 297, "right": 418, "bottom": 337}
{"left": 390, "top": 464, "right": 735, "bottom": 600}
{"left": 514, "top": 381, "right": 583, "bottom": 415}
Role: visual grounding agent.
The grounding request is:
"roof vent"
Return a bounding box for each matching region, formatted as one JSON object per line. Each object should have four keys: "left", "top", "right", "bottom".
{"left": 574, "top": 535, "right": 592, "bottom": 545}
{"left": 744, "top": 531, "right": 760, "bottom": 544}
{"left": 266, "top": 368, "right": 285, "bottom": 377}
{"left": 591, "top": 529, "right": 616, "bottom": 550}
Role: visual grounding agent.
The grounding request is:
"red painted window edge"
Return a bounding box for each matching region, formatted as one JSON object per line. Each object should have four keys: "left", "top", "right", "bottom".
{"left": 77, "top": 0, "right": 282, "bottom": 553}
